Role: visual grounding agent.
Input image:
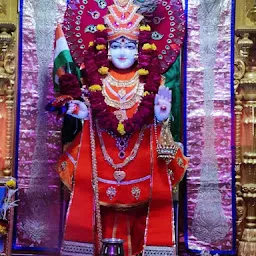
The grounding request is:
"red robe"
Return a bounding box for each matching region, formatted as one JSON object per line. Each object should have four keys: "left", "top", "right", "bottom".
{"left": 57, "top": 120, "right": 188, "bottom": 256}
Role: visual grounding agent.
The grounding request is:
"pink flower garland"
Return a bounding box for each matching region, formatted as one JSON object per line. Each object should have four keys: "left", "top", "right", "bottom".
{"left": 82, "top": 29, "right": 161, "bottom": 136}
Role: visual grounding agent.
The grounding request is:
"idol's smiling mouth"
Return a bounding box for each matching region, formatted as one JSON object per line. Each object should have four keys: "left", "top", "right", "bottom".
{"left": 118, "top": 57, "right": 127, "bottom": 61}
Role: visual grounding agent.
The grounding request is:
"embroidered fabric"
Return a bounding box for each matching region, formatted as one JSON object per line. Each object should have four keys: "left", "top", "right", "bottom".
{"left": 16, "top": 0, "right": 65, "bottom": 247}
{"left": 191, "top": 0, "right": 229, "bottom": 243}
{"left": 61, "top": 241, "right": 94, "bottom": 255}
{"left": 144, "top": 246, "right": 175, "bottom": 256}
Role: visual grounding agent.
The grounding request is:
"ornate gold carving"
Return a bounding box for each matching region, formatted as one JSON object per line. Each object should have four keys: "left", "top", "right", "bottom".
{"left": 236, "top": 0, "right": 256, "bottom": 29}
{"left": 235, "top": 30, "right": 256, "bottom": 255}
{"left": 0, "top": 0, "right": 7, "bottom": 18}
{"left": 247, "top": 1, "right": 256, "bottom": 23}
{"left": 243, "top": 152, "right": 256, "bottom": 164}
{"left": 235, "top": 59, "right": 246, "bottom": 81}
{"left": 0, "top": 2, "right": 18, "bottom": 255}
{"left": 0, "top": 22, "right": 16, "bottom": 179}
{"left": 242, "top": 183, "right": 256, "bottom": 194}
{"left": 237, "top": 33, "right": 253, "bottom": 60}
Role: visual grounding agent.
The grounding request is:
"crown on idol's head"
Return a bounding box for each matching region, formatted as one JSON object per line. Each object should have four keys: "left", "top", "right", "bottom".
{"left": 104, "top": 0, "right": 144, "bottom": 41}
{"left": 113, "top": 0, "right": 130, "bottom": 7}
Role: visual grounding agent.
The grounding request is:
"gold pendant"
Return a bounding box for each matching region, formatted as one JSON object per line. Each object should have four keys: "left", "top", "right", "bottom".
{"left": 114, "top": 109, "right": 128, "bottom": 122}
{"left": 118, "top": 88, "right": 126, "bottom": 99}
{"left": 113, "top": 170, "right": 126, "bottom": 183}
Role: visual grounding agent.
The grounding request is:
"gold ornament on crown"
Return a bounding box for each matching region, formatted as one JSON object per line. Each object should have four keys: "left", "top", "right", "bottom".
{"left": 104, "top": 0, "right": 144, "bottom": 41}
{"left": 113, "top": 0, "right": 130, "bottom": 7}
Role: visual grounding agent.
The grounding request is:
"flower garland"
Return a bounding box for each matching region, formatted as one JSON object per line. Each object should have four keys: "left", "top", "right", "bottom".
{"left": 81, "top": 24, "right": 162, "bottom": 136}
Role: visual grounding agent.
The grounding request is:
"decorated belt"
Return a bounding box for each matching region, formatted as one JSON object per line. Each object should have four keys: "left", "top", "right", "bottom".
{"left": 97, "top": 175, "right": 151, "bottom": 185}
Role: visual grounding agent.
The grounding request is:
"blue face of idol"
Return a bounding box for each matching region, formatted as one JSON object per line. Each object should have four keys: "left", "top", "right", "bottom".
{"left": 109, "top": 37, "right": 138, "bottom": 69}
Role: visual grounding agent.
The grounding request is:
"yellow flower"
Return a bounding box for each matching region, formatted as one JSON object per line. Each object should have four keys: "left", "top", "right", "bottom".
{"left": 117, "top": 122, "right": 126, "bottom": 136}
{"left": 96, "top": 24, "right": 106, "bottom": 31}
{"left": 142, "top": 43, "right": 152, "bottom": 51}
{"left": 96, "top": 44, "right": 106, "bottom": 51}
{"left": 0, "top": 225, "right": 7, "bottom": 236}
{"left": 144, "top": 91, "right": 150, "bottom": 96}
{"left": 151, "top": 43, "right": 157, "bottom": 51}
{"left": 6, "top": 179, "right": 16, "bottom": 189}
{"left": 88, "top": 41, "right": 94, "bottom": 47}
{"left": 139, "top": 25, "right": 151, "bottom": 31}
{"left": 89, "top": 85, "right": 102, "bottom": 92}
{"left": 98, "top": 66, "right": 109, "bottom": 75}
{"left": 137, "top": 69, "right": 149, "bottom": 76}
{"left": 139, "top": 25, "right": 146, "bottom": 31}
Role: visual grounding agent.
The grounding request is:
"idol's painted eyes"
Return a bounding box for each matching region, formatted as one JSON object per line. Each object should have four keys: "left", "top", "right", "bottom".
{"left": 126, "top": 42, "right": 136, "bottom": 50}
{"left": 110, "top": 42, "right": 121, "bottom": 49}
{"left": 110, "top": 41, "right": 137, "bottom": 50}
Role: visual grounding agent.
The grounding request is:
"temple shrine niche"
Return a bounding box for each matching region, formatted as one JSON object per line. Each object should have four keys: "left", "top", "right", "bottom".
{"left": 0, "top": 0, "right": 254, "bottom": 256}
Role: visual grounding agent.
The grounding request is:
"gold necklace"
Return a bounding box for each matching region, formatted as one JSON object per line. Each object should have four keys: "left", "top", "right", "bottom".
{"left": 105, "top": 72, "right": 140, "bottom": 87}
{"left": 97, "top": 124, "right": 145, "bottom": 183}
{"left": 97, "top": 124, "right": 145, "bottom": 169}
{"left": 102, "top": 79, "right": 144, "bottom": 110}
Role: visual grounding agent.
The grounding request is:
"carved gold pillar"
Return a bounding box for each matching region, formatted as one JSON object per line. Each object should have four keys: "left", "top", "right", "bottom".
{"left": 235, "top": 1, "right": 256, "bottom": 254}
{"left": 0, "top": 23, "right": 16, "bottom": 177}
{"left": 0, "top": 1, "right": 19, "bottom": 256}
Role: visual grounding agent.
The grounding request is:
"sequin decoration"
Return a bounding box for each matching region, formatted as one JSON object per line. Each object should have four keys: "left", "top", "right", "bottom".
{"left": 152, "top": 31, "right": 164, "bottom": 40}
{"left": 106, "top": 186, "right": 117, "bottom": 200}
{"left": 88, "top": 10, "right": 100, "bottom": 19}
{"left": 60, "top": 161, "right": 67, "bottom": 172}
{"left": 167, "top": 169, "right": 174, "bottom": 180}
{"left": 131, "top": 186, "right": 141, "bottom": 200}
{"left": 85, "top": 25, "right": 97, "bottom": 33}
{"left": 95, "top": 0, "right": 107, "bottom": 9}
{"left": 177, "top": 157, "right": 184, "bottom": 168}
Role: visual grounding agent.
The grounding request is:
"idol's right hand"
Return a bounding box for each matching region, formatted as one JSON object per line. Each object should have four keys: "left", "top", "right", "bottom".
{"left": 67, "top": 100, "right": 88, "bottom": 120}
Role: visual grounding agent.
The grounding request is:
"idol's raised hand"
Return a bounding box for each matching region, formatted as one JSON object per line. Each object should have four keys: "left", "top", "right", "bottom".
{"left": 154, "top": 85, "right": 172, "bottom": 122}
{"left": 67, "top": 100, "right": 88, "bottom": 120}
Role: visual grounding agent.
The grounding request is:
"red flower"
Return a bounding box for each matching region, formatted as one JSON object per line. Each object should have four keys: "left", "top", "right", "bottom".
{"left": 59, "top": 74, "right": 82, "bottom": 99}
{"left": 95, "top": 37, "right": 108, "bottom": 45}
{"left": 139, "top": 31, "right": 152, "bottom": 44}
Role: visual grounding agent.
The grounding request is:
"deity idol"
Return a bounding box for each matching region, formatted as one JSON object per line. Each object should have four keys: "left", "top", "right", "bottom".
{"left": 55, "top": 0, "right": 188, "bottom": 255}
